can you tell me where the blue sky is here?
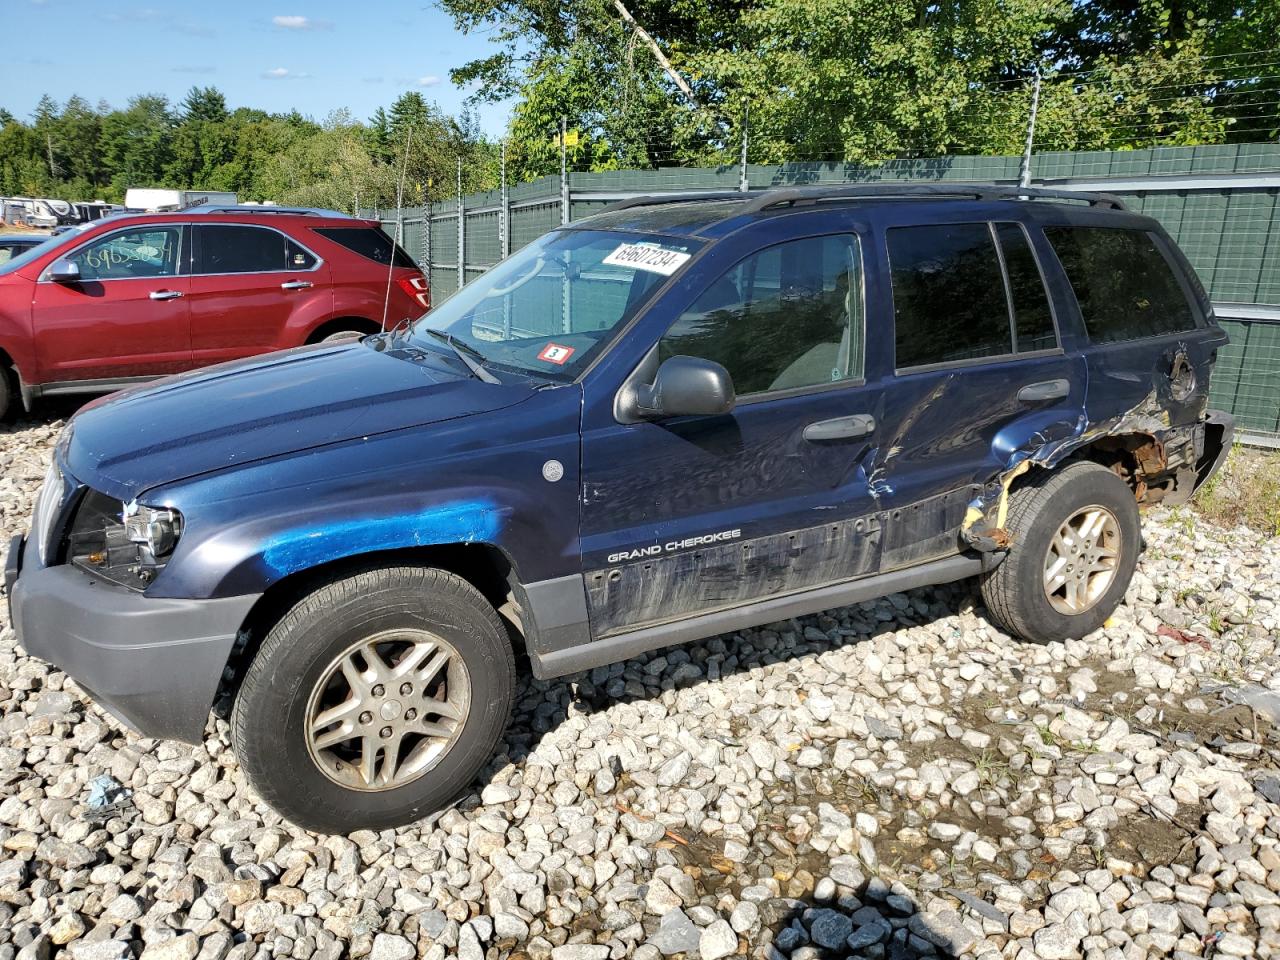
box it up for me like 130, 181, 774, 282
6, 0, 515, 134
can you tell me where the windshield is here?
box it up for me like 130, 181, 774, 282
0, 222, 95, 277
408, 228, 703, 380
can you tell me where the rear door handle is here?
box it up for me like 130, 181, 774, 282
1017, 379, 1070, 402
149, 290, 183, 301
803, 413, 876, 441
281, 280, 313, 290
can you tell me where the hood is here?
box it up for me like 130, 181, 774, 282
65, 340, 538, 501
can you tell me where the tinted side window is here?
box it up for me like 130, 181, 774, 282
889, 223, 1010, 369
314, 227, 417, 268
196, 225, 288, 274
286, 238, 317, 270
995, 223, 1057, 353
1044, 226, 1196, 343
659, 234, 864, 396
70, 226, 181, 280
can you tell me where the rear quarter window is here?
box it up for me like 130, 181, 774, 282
315, 227, 417, 269
1044, 226, 1197, 343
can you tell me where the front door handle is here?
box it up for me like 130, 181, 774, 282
804, 413, 876, 441
281, 280, 313, 290
149, 290, 183, 301
1017, 379, 1070, 402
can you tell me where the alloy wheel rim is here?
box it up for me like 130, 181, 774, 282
1042, 505, 1121, 616
304, 628, 471, 792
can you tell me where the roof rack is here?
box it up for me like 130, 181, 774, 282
602, 183, 1126, 215
739, 183, 1126, 212
602, 191, 757, 213
183, 204, 356, 218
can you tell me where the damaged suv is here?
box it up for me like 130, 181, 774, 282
6, 184, 1232, 831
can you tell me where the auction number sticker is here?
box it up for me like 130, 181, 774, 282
602, 242, 691, 276
537, 342, 576, 365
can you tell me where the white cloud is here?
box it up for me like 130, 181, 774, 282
272, 14, 330, 29
416, 75, 441, 87
263, 66, 310, 79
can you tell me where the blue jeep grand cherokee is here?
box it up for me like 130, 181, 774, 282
6, 184, 1233, 831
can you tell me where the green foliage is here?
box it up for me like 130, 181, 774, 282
0, 87, 495, 209
4, 0, 1277, 203
441, 0, 1280, 174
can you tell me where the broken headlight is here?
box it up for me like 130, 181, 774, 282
66, 490, 183, 588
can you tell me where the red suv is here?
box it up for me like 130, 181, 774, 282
0, 207, 429, 418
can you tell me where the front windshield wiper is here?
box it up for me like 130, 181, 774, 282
423, 328, 500, 384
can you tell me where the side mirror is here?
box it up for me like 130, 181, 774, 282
46, 259, 81, 283
632, 355, 736, 420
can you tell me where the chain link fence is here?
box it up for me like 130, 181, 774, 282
365, 141, 1280, 445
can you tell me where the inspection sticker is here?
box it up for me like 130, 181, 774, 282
537, 342, 576, 365
602, 242, 691, 276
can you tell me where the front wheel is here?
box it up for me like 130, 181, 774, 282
0, 366, 14, 422
980, 460, 1141, 644
231, 565, 515, 832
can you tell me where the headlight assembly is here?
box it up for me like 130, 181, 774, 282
67, 490, 183, 588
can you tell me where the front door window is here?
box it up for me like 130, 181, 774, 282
69, 227, 181, 280
659, 234, 864, 395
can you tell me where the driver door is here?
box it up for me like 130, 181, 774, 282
579, 229, 886, 638
31, 223, 191, 384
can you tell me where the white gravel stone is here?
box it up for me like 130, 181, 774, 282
0, 419, 1276, 960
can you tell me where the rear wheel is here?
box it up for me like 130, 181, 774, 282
231, 565, 515, 832
980, 461, 1141, 643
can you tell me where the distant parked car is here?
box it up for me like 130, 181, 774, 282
0, 207, 429, 418
0, 234, 48, 265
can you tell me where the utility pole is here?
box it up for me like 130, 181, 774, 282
500, 140, 511, 338
1019, 66, 1042, 189
456, 156, 464, 290
559, 117, 570, 227
500, 140, 510, 260
423, 180, 431, 280
739, 104, 750, 194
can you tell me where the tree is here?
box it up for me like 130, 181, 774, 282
181, 86, 229, 124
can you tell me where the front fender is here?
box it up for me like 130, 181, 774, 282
140, 389, 584, 600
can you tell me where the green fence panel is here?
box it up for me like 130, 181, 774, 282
511, 200, 562, 252
400, 143, 1277, 437
1210, 318, 1280, 436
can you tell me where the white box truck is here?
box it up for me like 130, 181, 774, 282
124, 189, 238, 212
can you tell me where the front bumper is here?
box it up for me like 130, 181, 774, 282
7, 534, 259, 743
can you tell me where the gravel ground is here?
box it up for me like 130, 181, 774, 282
1, 412, 1279, 960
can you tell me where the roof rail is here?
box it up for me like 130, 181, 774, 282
738, 183, 1126, 213
183, 204, 356, 218
602, 183, 1127, 216
602, 191, 753, 213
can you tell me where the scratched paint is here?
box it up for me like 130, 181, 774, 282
261, 499, 503, 576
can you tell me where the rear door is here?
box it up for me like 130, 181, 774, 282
1038, 222, 1226, 432
30, 222, 190, 383
867, 215, 1086, 564
188, 223, 329, 365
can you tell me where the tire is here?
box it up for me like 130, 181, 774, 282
0, 367, 14, 422
231, 565, 516, 832
980, 460, 1141, 644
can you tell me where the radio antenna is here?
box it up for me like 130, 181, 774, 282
381, 125, 414, 332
